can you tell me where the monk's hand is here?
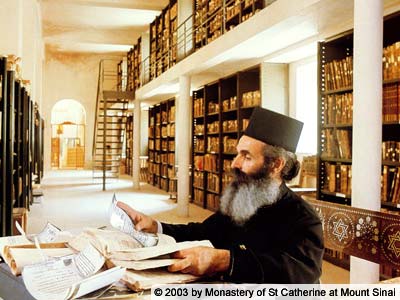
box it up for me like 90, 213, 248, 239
168, 246, 230, 276
116, 202, 158, 233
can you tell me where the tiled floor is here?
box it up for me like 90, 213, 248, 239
27, 170, 349, 283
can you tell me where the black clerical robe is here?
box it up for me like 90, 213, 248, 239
162, 184, 324, 284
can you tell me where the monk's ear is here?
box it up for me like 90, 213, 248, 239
272, 157, 285, 175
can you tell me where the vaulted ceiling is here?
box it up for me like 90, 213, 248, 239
40, 0, 168, 54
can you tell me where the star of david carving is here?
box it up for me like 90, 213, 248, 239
333, 218, 349, 242
387, 231, 400, 258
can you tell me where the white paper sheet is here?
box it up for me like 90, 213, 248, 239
109, 194, 158, 247
22, 244, 124, 300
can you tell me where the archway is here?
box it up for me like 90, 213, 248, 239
51, 99, 86, 169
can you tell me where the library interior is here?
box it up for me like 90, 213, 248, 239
1, 0, 400, 298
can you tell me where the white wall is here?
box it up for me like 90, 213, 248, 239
42, 51, 124, 171
289, 55, 318, 155
261, 62, 289, 114
0, 0, 43, 106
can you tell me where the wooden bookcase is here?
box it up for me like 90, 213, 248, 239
127, 37, 142, 92
0, 56, 40, 237
147, 98, 176, 195
317, 12, 400, 278
117, 60, 123, 91
193, 0, 264, 50
149, 0, 178, 81
192, 65, 261, 211
125, 115, 133, 175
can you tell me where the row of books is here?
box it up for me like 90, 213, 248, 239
382, 141, 400, 162
242, 90, 261, 107
169, 179, 177, 193
207, 173, 220, 193
223, 159, 233, 172
193, 171, 204, 188
222, 96, 238, 111
204, 154, 218, 172
383, 41, 400, 81
223, 136, 237, 153
207, 121, 220, 133
324, 56, 353, 91
382, 83, 400, 122
382, 166, 400, 203
222, 119, 238, 131
194, 124, 205, 135
193, 154, 219, 172
207, 193, 220, 211
324, 162, 352, 195
193, 188, 204, 206
193, 98, 205, 117
160, 178, 169, 191
194, 138, 205, 152
207, 137, 220, 152
324, 92, 353, 125
324, 41, 400, 92
160, 165, 175, 178
322, 129, 352, 159
208, 101, 220, 114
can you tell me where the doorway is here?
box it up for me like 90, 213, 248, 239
51, 99, 86, 169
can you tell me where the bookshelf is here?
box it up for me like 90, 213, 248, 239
192, 65, 261, 211
193, 0, 264, 50
0, 56, 40, 237
317, 12, 400, 278
149, 0, 178, 81
127, 37, 142, 92
147, 98, 176, 195
125, 115, 133, 175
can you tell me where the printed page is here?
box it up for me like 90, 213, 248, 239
109, 194, 158, 247
22, 244, 123, 300
33, 222, 62, 243
108, 240, 213, 261
74, 242, 106, 278
22, 254, 83, 300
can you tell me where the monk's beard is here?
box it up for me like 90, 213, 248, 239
219, 167, 281, 226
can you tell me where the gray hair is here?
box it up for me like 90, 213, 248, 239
262, 144, 300, 181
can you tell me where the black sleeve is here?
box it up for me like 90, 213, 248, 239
161, 213, 219, 242
224, 211, 324, 284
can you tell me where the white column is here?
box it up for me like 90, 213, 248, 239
132, 99, 141, 189
176, 75, 191, 216
350, 0, 383, 283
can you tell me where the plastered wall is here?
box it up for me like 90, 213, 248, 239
42, 49, 124, 171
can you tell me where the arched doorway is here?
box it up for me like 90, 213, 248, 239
51, 99, 86, 169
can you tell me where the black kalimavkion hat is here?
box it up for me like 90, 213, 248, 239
243, 107, 303, 153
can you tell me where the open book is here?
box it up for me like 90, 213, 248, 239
68, 227, 213, 291
22, 244, 125, 300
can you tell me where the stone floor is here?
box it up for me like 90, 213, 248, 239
27, 169, 349, 284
